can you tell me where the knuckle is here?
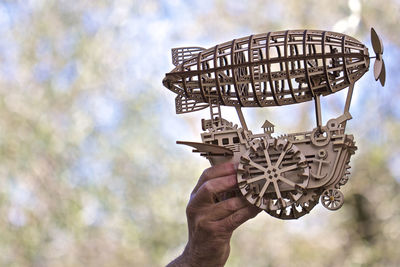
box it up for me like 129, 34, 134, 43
229, 174, 238, 185
225, 199, 239, 212
196, 217, 212, 232
197, 220, 207, 230
227, 213, 240, 230
201, 167, 212, 180
202, 181, 214, 194
223, 175, 237, 189
227, 197, 246, 211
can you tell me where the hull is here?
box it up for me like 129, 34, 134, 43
196, 114, 356, 219
164, 30, 370, 113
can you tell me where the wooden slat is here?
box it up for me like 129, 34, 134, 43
248, 34, 262, 107
322, 31, 334, 93
197, 51, 207, 102
303, 30, 314, 96
342, 35, 351, 84
231, 39, 244, 106
284, 30, 297, 102
266, 32, 280, 106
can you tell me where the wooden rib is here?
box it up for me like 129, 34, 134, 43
284, 30, 297, 102
303, 30, 314, 96
214, 44, 225, 105
293, 42, 303, 98
275, 42, 285, 98
311, 44, 318, 74
197, 51, 207, 102
342, 35, 351, 84
294, 43, 301, 69
231, 39, 244, 106
322, 31, 334, 93
266, 32, 280, 105
181, 75, 190, 98
248, 34, 262, 106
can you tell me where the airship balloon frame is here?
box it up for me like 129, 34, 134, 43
163, 28, 385, 220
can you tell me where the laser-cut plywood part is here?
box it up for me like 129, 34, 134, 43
163, 28, 386, 220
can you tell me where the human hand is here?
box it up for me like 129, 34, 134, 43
167, 162, 261, 267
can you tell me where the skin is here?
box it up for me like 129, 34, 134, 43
167, 162, 261, 267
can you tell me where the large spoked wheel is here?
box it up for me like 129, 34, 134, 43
237, 138, 310, 213
320, 188, 344, 210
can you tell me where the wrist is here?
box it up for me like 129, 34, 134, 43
181, 241, 230, 267
166, 248, 191, 267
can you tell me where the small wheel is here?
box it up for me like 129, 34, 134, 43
320, 188, 344, 210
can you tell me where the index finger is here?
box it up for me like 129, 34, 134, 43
192, 174, 237, 204
191, 162, 237, 195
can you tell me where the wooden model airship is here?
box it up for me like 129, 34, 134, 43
163, 28, 385, 220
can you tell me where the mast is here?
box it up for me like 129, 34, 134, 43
314, 94, 322, 132
234, 105, 249, 132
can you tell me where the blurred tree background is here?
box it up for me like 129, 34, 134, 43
0, 0, 399, 266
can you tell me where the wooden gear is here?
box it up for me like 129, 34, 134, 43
163, 28, 385, 220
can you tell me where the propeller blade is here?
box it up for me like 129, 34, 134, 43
371, 27, 383, 55
379, 59, 386, 87
374, 58, 383, 81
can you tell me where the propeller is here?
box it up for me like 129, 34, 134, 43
371, 27, 386, 86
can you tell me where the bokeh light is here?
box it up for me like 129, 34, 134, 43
0, 0, 399, 266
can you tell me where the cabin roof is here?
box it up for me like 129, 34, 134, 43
261, 120, 275, 128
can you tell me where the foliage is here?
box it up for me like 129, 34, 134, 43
0, 0, 399, 266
